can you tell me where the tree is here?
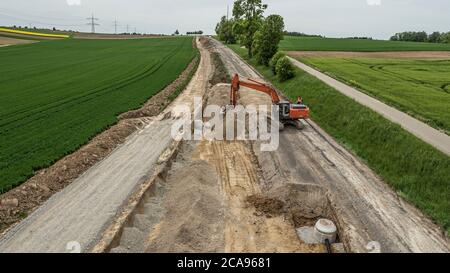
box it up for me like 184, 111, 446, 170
269, 52, 285, 74
174, 29, 180, 35
428, 31, 441, 43
232, 0, 267, 58
390, 31, 428, 42
440, 32, 450, 43
215, 16, 236, 44
276, 57, 295, 82
253, 14, 285, 65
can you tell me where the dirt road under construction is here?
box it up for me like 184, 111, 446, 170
0, 37, 448, 253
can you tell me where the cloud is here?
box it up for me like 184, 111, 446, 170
367, 0, 381, 6
66, 0, 81, 6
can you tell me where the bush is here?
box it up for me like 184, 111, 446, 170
269, 52, 285, 74
275, 57, 295, 81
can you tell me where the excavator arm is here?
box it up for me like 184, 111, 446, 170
230, 74, 280, 106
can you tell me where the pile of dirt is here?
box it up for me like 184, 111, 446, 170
0, 55, 201, 234
246, 195, 284, 217
210, 52, 230, 85
145, 156, 225, 253
246, 183, 335, 228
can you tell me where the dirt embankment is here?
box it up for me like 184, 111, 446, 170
287, 51, 450, 59
0, 50, 200, 235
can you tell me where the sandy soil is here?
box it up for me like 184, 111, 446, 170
287, 51, 450, 59
0, 40, 200, 242
0, 36, 34, 46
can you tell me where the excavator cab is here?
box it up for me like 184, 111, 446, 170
278, 101, 291, 119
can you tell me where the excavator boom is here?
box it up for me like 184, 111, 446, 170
230, 74, 280, 105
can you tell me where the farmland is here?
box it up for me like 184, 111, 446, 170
280, 36, 450, 52
0, 27, 70, 39
228, 43, 450, 234
0, 37, 196, 191
297, 57, 450, 133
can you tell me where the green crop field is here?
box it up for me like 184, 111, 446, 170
228, 44, 450, 234
0, 37, 196, 191
280, 36, 450, 52
297, 57, 450, 133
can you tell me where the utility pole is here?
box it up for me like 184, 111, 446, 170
134, 27, 137, 34
227, 5, 229, 20
113, 19, 119, 34
86, 13, 99, 33
126, 24, 129, 34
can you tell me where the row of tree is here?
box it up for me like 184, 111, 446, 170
186, 31, 204, 35
215, 0, 284, 64
215, 0, 295, 81
283, 31, 322, 38
390, 31, 450, 43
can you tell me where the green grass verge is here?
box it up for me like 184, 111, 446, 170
280, 36, 450, 52
298, 57, 450, 134
228, 44, 450, 234
0, 37, 196, 192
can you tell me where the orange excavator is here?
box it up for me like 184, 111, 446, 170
230, 74, 309, 130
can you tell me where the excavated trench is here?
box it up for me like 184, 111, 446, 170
104, 81, 346, 253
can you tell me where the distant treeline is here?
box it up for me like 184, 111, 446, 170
186, 31, 204, 35
284, 32, 373, 40
283, 31, 323, 38
345, 37, 373, 40
390, 31, 450, 43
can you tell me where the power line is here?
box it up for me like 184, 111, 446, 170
113, 19, 119, 34
86, 13, 99, 33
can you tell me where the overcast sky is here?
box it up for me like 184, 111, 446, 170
0, 0, 449, 39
